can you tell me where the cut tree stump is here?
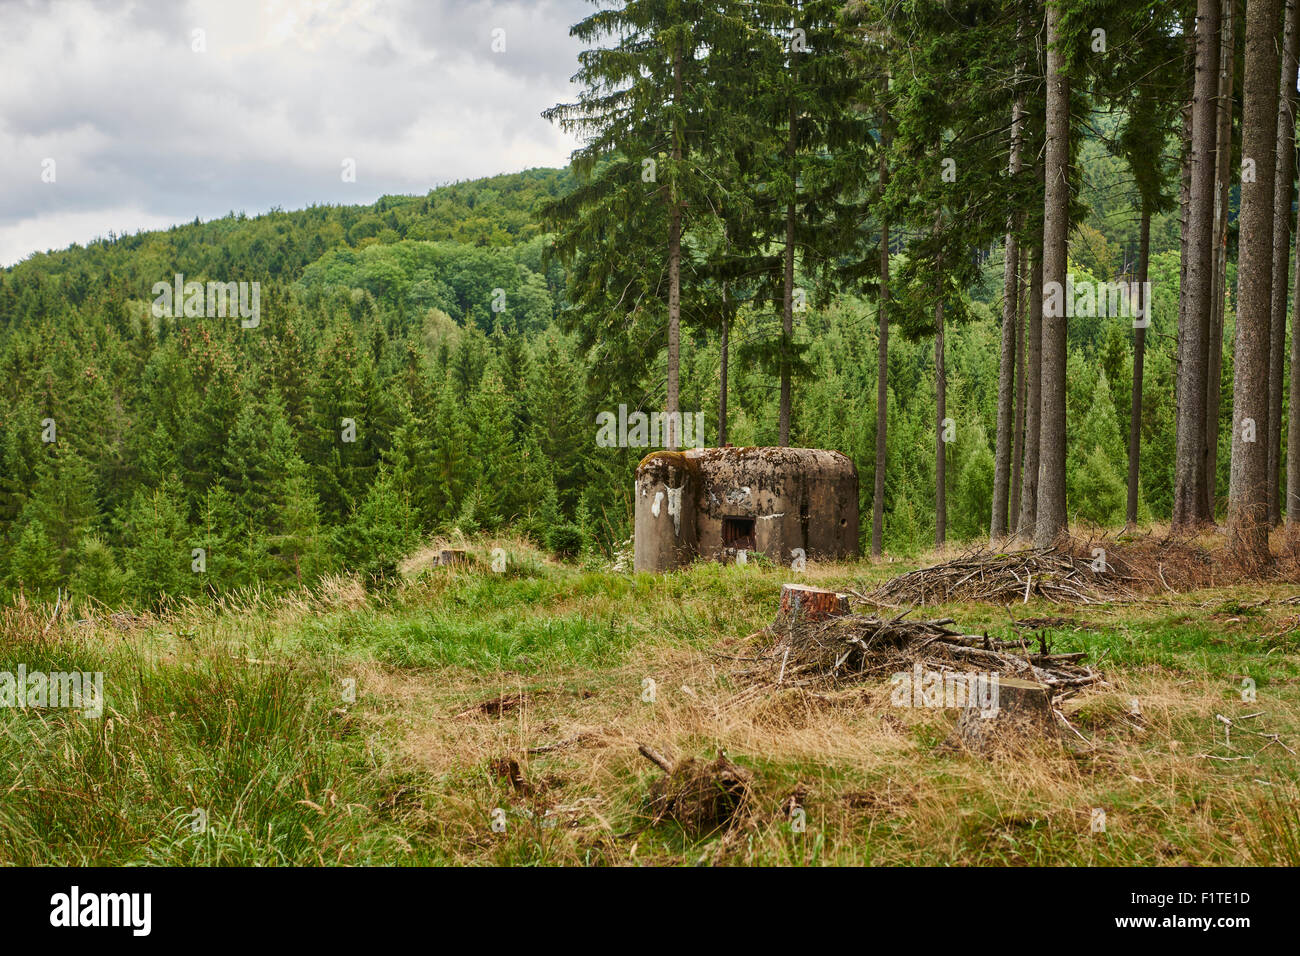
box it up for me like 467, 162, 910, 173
948, 676, 1059, 756
779, 584, 850, 623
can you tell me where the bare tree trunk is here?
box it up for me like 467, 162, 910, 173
1228, 0, 1283, 564
778, 74, 798, 447
1127, 209, 1152, 528
1178, 10, 1195, 427
1290, 56, 1300, 531
667, 46, 683, 450
872, 132, 891, 559
668, 221, 681, 449
1034, 0, 1070, 548
993, 232, 1019, 539
1017, 249, 1044, 538
718, 306, 729, 447
935, 298, 947, 548
1207, 0, 1236, 520
1268, 0, 1299, 524
1011, 244, 1028, 535
992, 59, 1026, 540
1290, 149, 1300, 530
1175, 0, 1221, 530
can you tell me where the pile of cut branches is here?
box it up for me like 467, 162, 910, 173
755, 611, 1103, 701
861, 547, 1137, 606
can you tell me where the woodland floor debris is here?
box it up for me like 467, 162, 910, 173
489, 756, 537, 797
636, 743, 754, 836
860, 534, 1300, 607
526, 731, 603, 755
860, 547, 1137, 606
728, 601, 1108, 756
1011, 616, 1097, 630
736, 606, 1104, 710
454, 690, 538, 719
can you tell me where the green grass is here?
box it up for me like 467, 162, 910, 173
0, 633, 384, 864
0, 545, 1296, 866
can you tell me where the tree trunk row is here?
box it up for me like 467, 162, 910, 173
1227, 0, 1283, 563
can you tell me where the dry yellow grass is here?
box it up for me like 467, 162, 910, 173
5, 535, 1296, 865
335, 560, 1299, 865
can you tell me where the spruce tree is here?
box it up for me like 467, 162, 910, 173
69, 535, 131, 608
542, 0, 735, 446
344, 468, 417, 584
5, 519, 61, 599
725, 0, 874, 445
119, 478, 192, 606
22, 447, 99, 574
274, 461, 329, 586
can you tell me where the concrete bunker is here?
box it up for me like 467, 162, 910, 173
633, 446, 859, 573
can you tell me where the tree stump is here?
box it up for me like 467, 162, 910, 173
949, 676, 1059, 756
779, 584, 850, 623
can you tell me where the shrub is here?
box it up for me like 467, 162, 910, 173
546, 522, 585, 559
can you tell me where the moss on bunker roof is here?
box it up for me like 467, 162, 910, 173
636, 446, 853, 477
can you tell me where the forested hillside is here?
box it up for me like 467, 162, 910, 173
0, 0, 1292, 611
0, 150, 1190, 611
0, 170, 602, 606
5, 0, 1300, 880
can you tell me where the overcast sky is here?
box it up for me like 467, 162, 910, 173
0, 0, 590, 266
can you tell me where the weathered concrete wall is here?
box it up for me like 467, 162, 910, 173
634, 447, 859, 572
633, 452, 699, 572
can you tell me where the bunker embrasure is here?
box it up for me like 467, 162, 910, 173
633, 446, 859, 572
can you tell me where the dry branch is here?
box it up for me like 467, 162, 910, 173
750, 609, 1104, 705
859, 546, 1138, 606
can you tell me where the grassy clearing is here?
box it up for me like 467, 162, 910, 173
0, 536, 1297, 866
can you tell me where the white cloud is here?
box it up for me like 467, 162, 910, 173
0, 206, 182, 267
0, 0, 588, 266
